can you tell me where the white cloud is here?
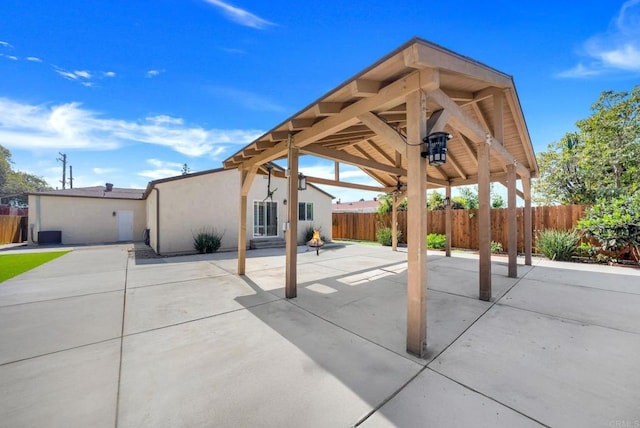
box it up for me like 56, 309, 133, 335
146, 158, 184, 169
209, 85, 286, 113
26, 56, 43, 63
0, 97, 263, 156
93, 167, 118, 174
104, 71, 116, 77
202, 0, 274, 29
137, 168, 182, 180
558, 0, 640, 77
4, 55, 18, 61
74, 70, 91, 79
146, 69, 164, 78
0, 41, 13, 48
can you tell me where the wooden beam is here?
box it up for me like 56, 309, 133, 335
315, 102, 343, 116
426, 109, 450, 134
392, 191, 398, 251
441, 88, 473, 102
471, 103, 491, 134
406, 89, 428, 358
505, 89, 537, 176
305, 176, 386, 192
426, 176, 450, 187
445, 185, 452, 257
458, 133, 478, 166
358, 111, 407, 153
478, 141, 491, 301
523, 176, 533, 266
367, 140, 396, 165
301, 144, 406, 176
334, 161, 339, 181
288, 118, 315, 130
498, 179, 524, 199
350, 79, 381, 97
352, 145, 397, 185
427, 88, 530, 178
285, 145, 299, 298
255, 140, 276, 150
507, 164, 517, 278
446, 151, 467, 180
269, 131, 290, 142
403, 42, 512, 87
239, 68, 439, 169
238, 166, 257, 275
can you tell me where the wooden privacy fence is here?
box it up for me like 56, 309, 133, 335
0, 215, 25, 244
332, 205, 589, 252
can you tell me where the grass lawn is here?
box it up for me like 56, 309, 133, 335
0, 251, 70, 283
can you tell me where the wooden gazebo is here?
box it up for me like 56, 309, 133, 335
223, 37, 538, 358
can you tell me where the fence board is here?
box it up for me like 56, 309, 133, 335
0, 215, 23, 244
332, 205, 590, 252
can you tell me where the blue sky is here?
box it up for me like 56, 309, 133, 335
1, 0, 639, 202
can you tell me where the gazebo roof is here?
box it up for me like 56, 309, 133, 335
223, 37, 537, 191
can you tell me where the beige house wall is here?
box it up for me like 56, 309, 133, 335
146, 190, 158, 252
151, 169, 333, 255
27, 194, 146, 245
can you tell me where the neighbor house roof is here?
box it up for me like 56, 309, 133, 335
31, 186, 145, 200
142, 164, 334, 199
222, 37, 537, 192
333, 200, 380, 213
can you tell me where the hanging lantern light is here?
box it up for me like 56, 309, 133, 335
297, 173, 307, 190
421, 132, 452, 166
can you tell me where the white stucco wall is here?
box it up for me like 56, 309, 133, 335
27, 194, 146, 245
151, 169, 333, 255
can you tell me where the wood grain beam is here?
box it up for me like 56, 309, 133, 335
238, 68, 439, 169
304, 176, 386, 192
315, 102, 343, 116
288, 118, 316, 130
427, 88, 530, 178
350, 79, 381, 97
446, 151, 467, 179
358, 111, 407, 153
300, 144, 406, 176
367, 140, 396, 165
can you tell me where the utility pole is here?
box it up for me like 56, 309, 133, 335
69, 165, 74, 189
57, 152, 67, 190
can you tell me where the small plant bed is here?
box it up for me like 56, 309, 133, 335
0, 251, 70, 282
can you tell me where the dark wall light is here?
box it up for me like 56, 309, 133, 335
297, 173, 307, 191
421, 132, 452, 166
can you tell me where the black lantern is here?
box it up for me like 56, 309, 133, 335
421, 132, 451, 165
297, 173, 307, 191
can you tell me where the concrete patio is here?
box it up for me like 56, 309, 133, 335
1, 242, 639, 427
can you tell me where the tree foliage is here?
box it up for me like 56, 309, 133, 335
0, 144, 51, 205
577, 193, 640, 261
376, 193, 407, 215
535, 86, 640, 205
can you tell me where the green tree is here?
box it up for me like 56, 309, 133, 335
534, 86, 640, 205
376, 193, 407, 215
492, 193, 505, 208
427, 190, 445, 210
0, 144, 51, 205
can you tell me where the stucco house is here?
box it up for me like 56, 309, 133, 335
28, 167, 333, 254
27, 184, 146, 245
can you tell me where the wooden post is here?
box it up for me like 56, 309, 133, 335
523, 175, 533, 266
238, 167, 257, 275
285, 142, 299, 298
445, 185, 452, 257
478, 140, 491, 301
507, 164, 517, 277
406, 90, 428, 357
392, 191, 398, 251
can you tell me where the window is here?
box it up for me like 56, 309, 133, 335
298, 202, 314, 221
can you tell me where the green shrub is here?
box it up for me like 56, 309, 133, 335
490, 241, 503, 253
577, 193, 640, 261
377, 227, 402, 246
575, 242, 598, 259
193, 228, 224, 254
536, 229, 579, 261
426, 233, 446, 249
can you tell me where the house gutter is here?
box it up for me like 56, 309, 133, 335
154, 188, 160, 255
